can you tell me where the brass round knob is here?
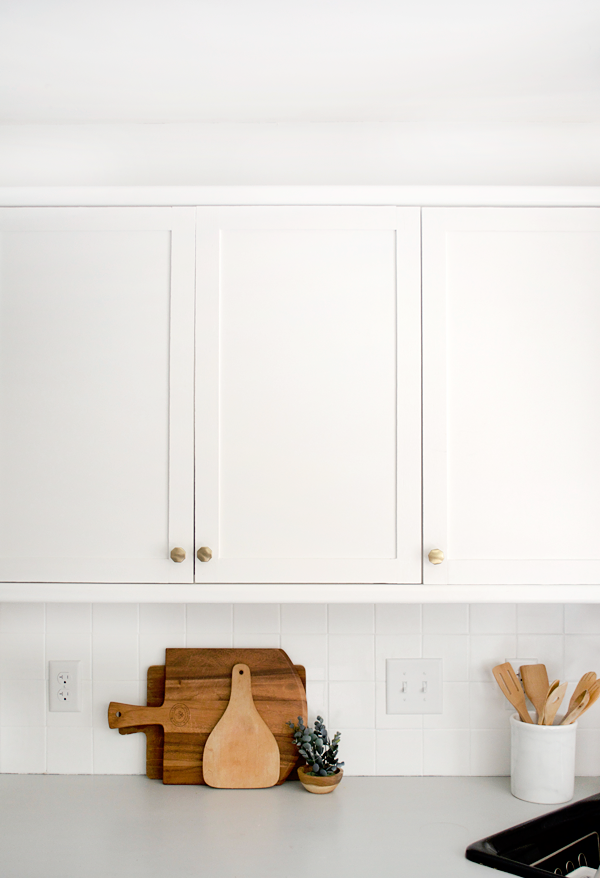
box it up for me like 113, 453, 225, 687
170, 547, 186, 563
428, 548, 444, 565
197, 547, 213, 563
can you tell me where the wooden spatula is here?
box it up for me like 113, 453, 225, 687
202, 663, 281, 789
492, 663, 533, 723
520, 664, 549, 721
567, 672, 597, 715
560, 689, 590, 725
541, 681, 568, 726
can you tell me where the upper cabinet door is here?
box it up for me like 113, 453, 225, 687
0, 208, 195, 583
195, 207, 421, 583
423, 208, 600, 585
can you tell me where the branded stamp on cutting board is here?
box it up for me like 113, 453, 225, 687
108, 648, 307, 785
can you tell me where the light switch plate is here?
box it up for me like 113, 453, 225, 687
386, 658, 443, 714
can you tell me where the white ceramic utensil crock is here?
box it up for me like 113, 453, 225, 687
510, 712, 577, 804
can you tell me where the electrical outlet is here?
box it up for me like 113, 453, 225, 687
386, 659, 443, 714
48, 661, 81, 712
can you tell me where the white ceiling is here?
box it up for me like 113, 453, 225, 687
1, 0, 599, 124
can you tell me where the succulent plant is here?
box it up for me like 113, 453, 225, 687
287, 715, 344, 777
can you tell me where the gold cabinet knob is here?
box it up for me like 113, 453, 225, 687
197, 547, 213, 563
170, 547, 186, 563
428, 548, 444, 565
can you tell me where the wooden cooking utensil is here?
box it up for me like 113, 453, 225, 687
119, 662, 307, 781
203, 663, 281, 789
541, 681, 568, 726
574, 679, 600, 721
520, 664, 549, 720
109, 648, 307, 784
560, 689, 590, 725
492, 663, 533, 723
567, 672, 597, 715
538, 679, 559, 725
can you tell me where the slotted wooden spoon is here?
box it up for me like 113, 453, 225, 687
567, 672, 597, 715
560, 689, 590, 725
541, 681, 568, 726
492, 663, 533, 723
538, 679, 559, 725
520, 664, 549, 721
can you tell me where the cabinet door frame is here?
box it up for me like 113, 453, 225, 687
0, 207, 196, 583
195, 206, 422, 584
423, 206, 600, 585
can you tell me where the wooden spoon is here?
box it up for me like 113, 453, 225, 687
541, 681, 568, 726
574, 679, 600, 720
492, 662, 533, 723
560, 689, 590, 725
520, 664, 549, 721
567, 672, 597, 715
538, 679, 559, 725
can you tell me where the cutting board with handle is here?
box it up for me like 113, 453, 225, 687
203, 663, 281, 788
109, 648, 307, 784
119, 661, 307, 781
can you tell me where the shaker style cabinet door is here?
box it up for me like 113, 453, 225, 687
0, 208, 195, 583
423, 208, 600, 585
195, 207, 422, 583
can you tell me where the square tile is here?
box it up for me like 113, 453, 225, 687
469, 682, 515, 730
565, 604, 600, 634
281, 635, 327, 681
305, 681, 327, 726
233, 604, 279, 634
376, 729, 423, 775
469, 635, 517, 682
375, 634, 420, 681
139, 604, 185, 636
92, 681, 145, 774
0, 726, 45, 773
334, 728, 376, 775
329, 604, 374, 634
423, 635, 469, 682
423, 729, 470, 775
186, 604, 232, 641
470, 604, 516, 634
0, 629, 45, 680
0, 603, 44, 633
470, 729, 510, 776
46, 604, 92, 634
0, 679, 45, 726
281, 604, 327, 634
517, 604, 564, 634
92, 631, 138, 681
575, 730, 600, 776
188, 630, 233, 648
565, 636, 600, 681
423, 683, 469, 729
232, 633, 280, 648
139, 632, 185, 674
516, 635, 564, 683
47, 727, 93, 774
422, 605, 468, 634
328, 635, 374, 681
329, 682, 375, 728
375, 604, 421, 635
375, 682, 423, 730
93, 604, 138, 637
45, 629, 92, 680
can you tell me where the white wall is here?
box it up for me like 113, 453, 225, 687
2, 601, 600, 777
2, 122, 600, 186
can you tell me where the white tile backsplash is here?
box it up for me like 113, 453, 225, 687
0, 601, 597, 777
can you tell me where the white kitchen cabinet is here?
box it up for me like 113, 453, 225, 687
423, 207, 600, 586
0, 208, 195, 583
195, 207, 422, 583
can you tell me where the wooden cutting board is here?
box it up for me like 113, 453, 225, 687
109, 648, 307, 784
119, 661, 306, 781
203, 663, 281, 789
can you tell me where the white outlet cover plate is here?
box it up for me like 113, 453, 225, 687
386, 658, 443, 714
48, 660, 81, 712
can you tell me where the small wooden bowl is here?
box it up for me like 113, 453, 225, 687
297, 765, 343, 794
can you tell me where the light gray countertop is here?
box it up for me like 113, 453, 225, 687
2, 775, 600, 878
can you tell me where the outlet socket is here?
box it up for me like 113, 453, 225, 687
48, 660, 81, 712
386, 659, 443, 714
